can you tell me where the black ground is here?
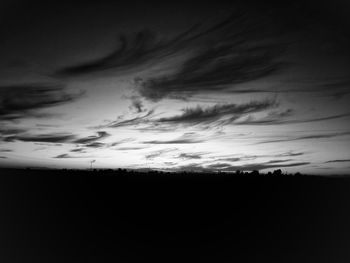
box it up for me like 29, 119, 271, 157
1, 168, 350, 262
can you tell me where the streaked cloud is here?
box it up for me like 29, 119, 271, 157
157, 100, 277, 125
73, 131, 110, 144
4, 133, 75, 143
325, 159, 350, 163
0, 83, 84, 121
255, 131, 350, 145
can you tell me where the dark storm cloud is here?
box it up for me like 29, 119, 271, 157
256, 131, 350, 145
73, 131, 110, 144
0, 156, 7, 159
0, 83, 84, 121
4, 133, 75, 143
325, 159, 350, 163
158, 100, 277, 125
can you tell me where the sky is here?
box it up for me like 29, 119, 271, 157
0, 0, 350, 174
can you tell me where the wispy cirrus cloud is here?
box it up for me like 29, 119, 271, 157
93, 99, 277, 131
236, 111, 350, 125
0, 149, 12, 153
54, 26, 199, 77
206, 161, 310, 171
145, 148, 177, 160
54, 154, 94, 159
73, 131, 110, 144
255, 131, 350, 145
70, 148, 87, 153
2, 131, 111, 149
4, 133, 75, 143
143, 132, 204, 144
103, 110, 154, 128
143, 138, 203, 144
54, 9, 287, 102
0, 83, 84, 121
325, 159, 350, 163
177, 152, 206, 160
216, 151, 305, 163
114, 146, 147, 151
138, 41, 286, 101
157, 99, 277, 126
134, 10, 288, 101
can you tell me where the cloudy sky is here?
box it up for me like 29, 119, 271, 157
0, 0, 349, 174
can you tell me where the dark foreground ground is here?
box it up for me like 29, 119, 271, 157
1, 169, 350, 263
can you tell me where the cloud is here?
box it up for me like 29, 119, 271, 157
157, 100, 277, 125
177, 153, 205, 160
4, 133, 75, 143
143, 133, 204, 144
54, 9, 287, 102
54, 154, 93, 159
0, 149, 12, 152
70, 148, 86, 153
115, 146, 147, 151
138, 42, 286, 101
143, 138, 203, 144
255, 131, 350, 145
128, 96, 145, 113
237, 111, 350, 125
2, 131, 110, 148
54, 26, 200, 77
104, 110, 154, 128
325, 159, 350, 163
206, 161, 310, 172
217, 152, 305, 163
275, 151, 304, 157
135, 11, 287, 101
85, 142, 106, 148
145, 148, 177, 160
73, 131, 110, 144
0, 83, 84, 121
218, 157, 244, 162
0, 128, 26, 136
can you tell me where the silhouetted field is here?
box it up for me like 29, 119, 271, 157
1, 168, 350, 263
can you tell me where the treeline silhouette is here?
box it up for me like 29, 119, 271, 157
2, 167, 307, 178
